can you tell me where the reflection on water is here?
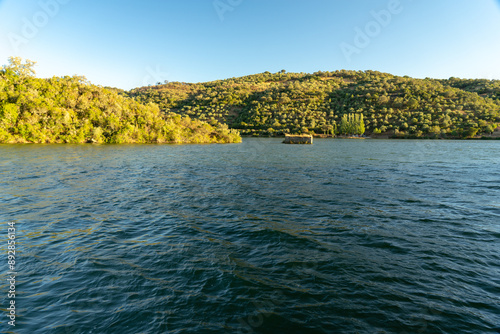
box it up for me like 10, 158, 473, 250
0, 139, 499, 333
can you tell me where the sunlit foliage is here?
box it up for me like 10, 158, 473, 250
0, 57, 241, 144
130, 70, 500, 138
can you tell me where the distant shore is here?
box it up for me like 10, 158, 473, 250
241, 132, 500, 140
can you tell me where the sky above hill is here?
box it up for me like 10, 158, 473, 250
1, 0, 500, 89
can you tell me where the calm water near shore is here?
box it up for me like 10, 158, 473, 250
0, 138, 499, 333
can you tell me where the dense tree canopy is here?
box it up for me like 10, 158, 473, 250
0, 57, 241, 144
3, 57, 497, 142
129, 70, 500, 139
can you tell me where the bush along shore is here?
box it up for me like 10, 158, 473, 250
0, 57, 241, 144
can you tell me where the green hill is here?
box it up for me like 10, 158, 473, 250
129, 70, 500, 139
0, 57, 241, 144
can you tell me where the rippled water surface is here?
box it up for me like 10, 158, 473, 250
1, 139, 499, 333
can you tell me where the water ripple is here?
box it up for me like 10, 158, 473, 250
0, 140, 499, 333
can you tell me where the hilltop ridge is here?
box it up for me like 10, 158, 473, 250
128, 70, 500, 138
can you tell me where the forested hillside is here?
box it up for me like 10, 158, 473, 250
129, 70, 500, 138
0, 57, 240, 144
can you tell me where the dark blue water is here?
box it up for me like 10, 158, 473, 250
1, 139, 499, 334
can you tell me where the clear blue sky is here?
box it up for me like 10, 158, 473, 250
1, 0, 500, 89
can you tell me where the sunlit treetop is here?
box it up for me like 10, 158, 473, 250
1, 56, 37, 78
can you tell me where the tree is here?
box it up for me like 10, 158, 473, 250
378, 95, 390, 105
339, 114, 349, 134
338, 113, 365, 135
466, 127, 479, 138
356, 113, 365, 135
2, 56, 36, 77
485, 124, 495, 134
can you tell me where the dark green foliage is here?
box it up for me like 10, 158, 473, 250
129, 70, 500, 138
442, 77, 500, 101
0, 58, 241, 144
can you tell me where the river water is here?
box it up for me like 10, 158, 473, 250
0, 139, 499, 333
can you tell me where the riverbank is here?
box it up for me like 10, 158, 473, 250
242, 133, 500, 140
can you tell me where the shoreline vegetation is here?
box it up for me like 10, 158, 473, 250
2, 57, 499, 144
0, 58, 240, 144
